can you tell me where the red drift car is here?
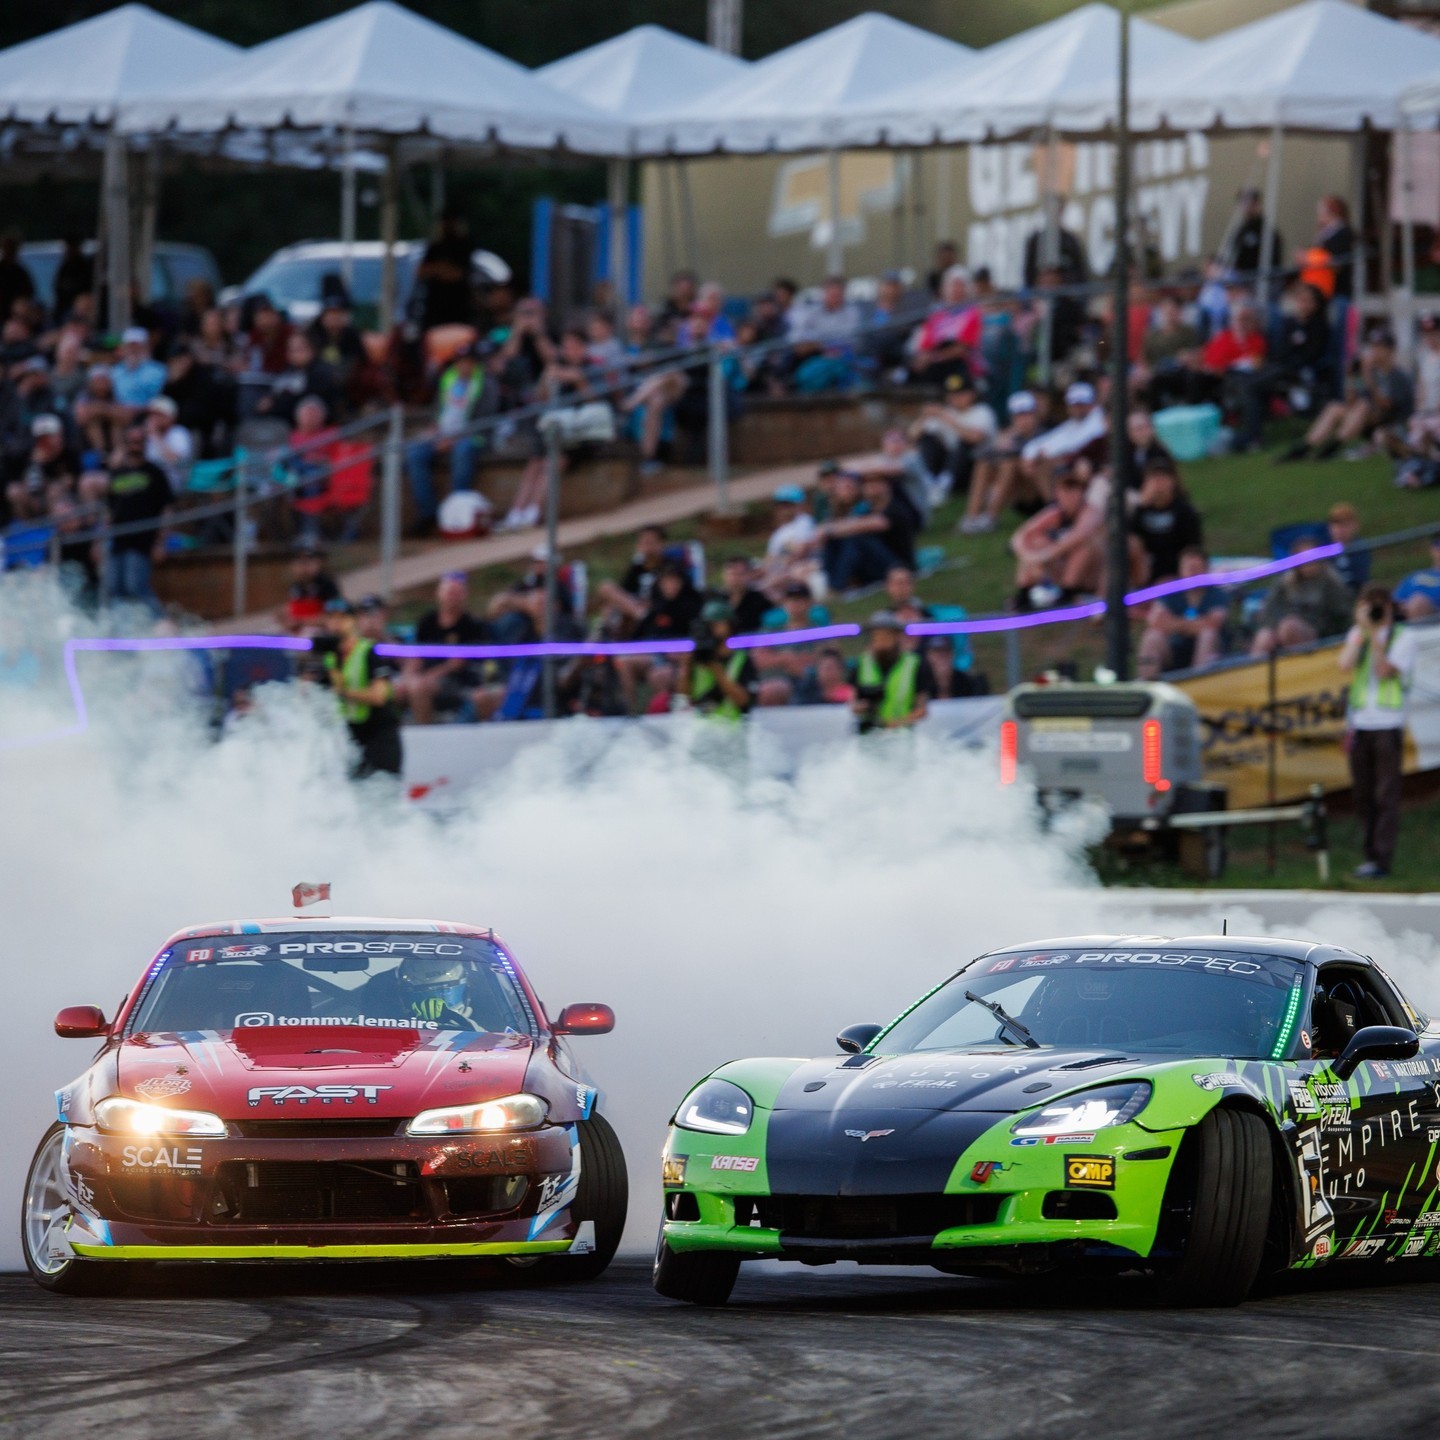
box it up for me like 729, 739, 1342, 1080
23, 917, 625, 1293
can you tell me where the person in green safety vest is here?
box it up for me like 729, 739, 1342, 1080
680, 600, 756, 721
1338, 585, 1418, 880
849, 611, 934, 733
322, 597, 403, 778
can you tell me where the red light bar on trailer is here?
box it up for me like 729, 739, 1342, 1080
999, 721, 1018, 786
1141, 719, 1169, 792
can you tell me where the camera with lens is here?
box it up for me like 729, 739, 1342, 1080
310, 632, 341, 659
689, 617, 720, 665
854, 682, 887, 733
1367, 599, 1390, 624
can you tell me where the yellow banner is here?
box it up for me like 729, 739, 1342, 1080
1176, 643, 1418, 809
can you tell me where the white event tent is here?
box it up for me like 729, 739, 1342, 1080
630, 12, 974, 270
118, 1, 631, 326
854, 3, 1195, 148
0, 4, 243, 331
538, 25, 749, 306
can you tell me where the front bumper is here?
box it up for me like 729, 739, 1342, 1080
660, 1119, 1184, 1267
60, 1121, 587, 1262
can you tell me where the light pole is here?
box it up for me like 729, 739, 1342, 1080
1105, 2, 1133, 680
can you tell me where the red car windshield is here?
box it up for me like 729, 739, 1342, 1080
127, 933, 537, 1038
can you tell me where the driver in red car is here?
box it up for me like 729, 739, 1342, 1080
367, 953, 483, 1030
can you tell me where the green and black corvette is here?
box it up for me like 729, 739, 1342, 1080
654, 934, 1438, 1307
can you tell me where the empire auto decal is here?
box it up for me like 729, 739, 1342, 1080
247, 1084, 392, 1106
1325, 1096, 1427, 1197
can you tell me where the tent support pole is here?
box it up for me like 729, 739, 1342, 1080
135, 145, 159, 305
826, 149, 843, 274
1043, 126, 1060, 268
608, 157, 629, 313
102, 131, 131, 335
678, 160, 701, 276
1258, 123, 1283, 309
1105, 0, 1132, 683
379, 145, 398, 334
659, 161, 678, 284
341, 125, 356, 290
934, 147, 950, 250
1397, 122, 1418, 366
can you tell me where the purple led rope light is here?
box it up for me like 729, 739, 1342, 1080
0, 543, 1355, 753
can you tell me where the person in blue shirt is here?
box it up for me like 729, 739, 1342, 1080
109, 327, 167, 418
1394, 534, 1440, 620
1137, 545, 1229, 678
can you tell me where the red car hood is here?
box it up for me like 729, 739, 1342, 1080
118, 1026, 535, 1121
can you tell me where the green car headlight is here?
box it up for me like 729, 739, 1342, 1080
1011, 1082, 1151, 1138
674, 1078, 754, 1136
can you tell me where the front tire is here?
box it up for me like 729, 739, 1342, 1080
22, 1124, 126, 1296
1158, 1107, 1273, 1307
523, 1114, 628, 1284
652, 1234, 740, 1306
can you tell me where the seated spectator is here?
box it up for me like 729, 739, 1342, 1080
257, 331, 340, 427
863, 270, 926, 381
1393, 534, 1440, 620
634, 560, 703, 644
501, 327, 610, 532
812, 646, 855, 706
908, 265, 981, 387
595, 523, 673, 630
655, 269, 699, 342
72, 364, 122, 460
4, 414, 78, 523
716, 554, 770, 634
1327, 501, 1369, 592
1268, 281, 1330, 414
1135, 293, 1203, 410
404, 572, 488, 724
405, 341, 494, 534
1122, 409, 1174, 495
961, 389, 1046, 534
0, 356, 58, 466
585, 311, 626, 388
1250, 543, 1354, 656
787, 275, 861, 392
755, 580, 825, 699
921, 634, 986, 699
1009, 468, 1104, 609
758, 485, 818, 594
1034, 262, 1087, 370
280, 542, 339, 632
910, 370, 997, 506
143, 396, 192, 493
49, 330, 89, 413
1280, 331, 1413, 462
1392, 314, 1440, 485
240, 296, 292, 378
191, 306, 237, 370
818, 471, 915, 593
283, 396, 342, 537
849, 612, 931, 731
1018, 380, 1108, 505
884, 564, 932, 620
308, 297, 366, 405
109, 327, 167, 420
1201, 302, 1267, 450
163, 342, 229, 457
1137, 545, 1228, 678
642, 658, 679, 715
1128, 460, 1203, 584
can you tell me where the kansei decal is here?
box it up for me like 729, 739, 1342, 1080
710, 1155, 760, 1172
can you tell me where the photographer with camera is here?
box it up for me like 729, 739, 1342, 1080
1338, 584, 1418, 880
851, 612, 933, 733
315, 598, 403, 779
680, 600, 756, 722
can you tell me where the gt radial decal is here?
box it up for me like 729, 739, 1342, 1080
528, 1124, 581, 1239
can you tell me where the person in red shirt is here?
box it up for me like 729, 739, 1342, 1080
1202, 303, 1269, 451
909, 266, 983, 386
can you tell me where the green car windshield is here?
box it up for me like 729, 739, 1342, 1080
878, 948, 1305, 1059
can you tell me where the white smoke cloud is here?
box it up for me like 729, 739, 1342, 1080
4, 578, 1438, 1272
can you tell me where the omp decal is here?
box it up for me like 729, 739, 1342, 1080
1064, 1155, 1116, 1190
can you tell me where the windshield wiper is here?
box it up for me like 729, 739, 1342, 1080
965, 990, 1040, 1049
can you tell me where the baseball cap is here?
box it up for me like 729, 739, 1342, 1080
700, 599, 732, 625
783, 580, 812, 599
1065, 381, 1097, 406
31, 414, 62, 437
944, 371, 977, 394
773, 484, 805, 505
120, 326, 149, 346
323, 597, 354, 615
18, 355, 49, 375
356, 593, 387, 613
1008, 391, 1037, 416
148, 395, 178, 418
294, 539, 325, 558
440, 569, 468, 584
867, 610, 905, 633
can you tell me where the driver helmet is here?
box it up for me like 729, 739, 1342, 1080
397, 954, 469, 1022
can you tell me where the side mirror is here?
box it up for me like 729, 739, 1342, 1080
554, 1003, 615, 1036
837, 1022, 883, 1055
1333, 1024, 1418, 1081
55, 1005, 108, 1039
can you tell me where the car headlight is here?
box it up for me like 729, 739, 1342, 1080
1011, 1082, 1151, 1138
674, 1078, 753, 1136
406, 1093, 548, 1136
96, 1095, 228, 1138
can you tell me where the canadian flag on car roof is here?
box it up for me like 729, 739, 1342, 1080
292, 882, 332, 909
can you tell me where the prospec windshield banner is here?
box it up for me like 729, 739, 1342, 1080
976, 950, 1298, 981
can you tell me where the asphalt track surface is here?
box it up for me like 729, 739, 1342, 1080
7, 891, 1440, 1440
4, 1257, 1440, 1440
